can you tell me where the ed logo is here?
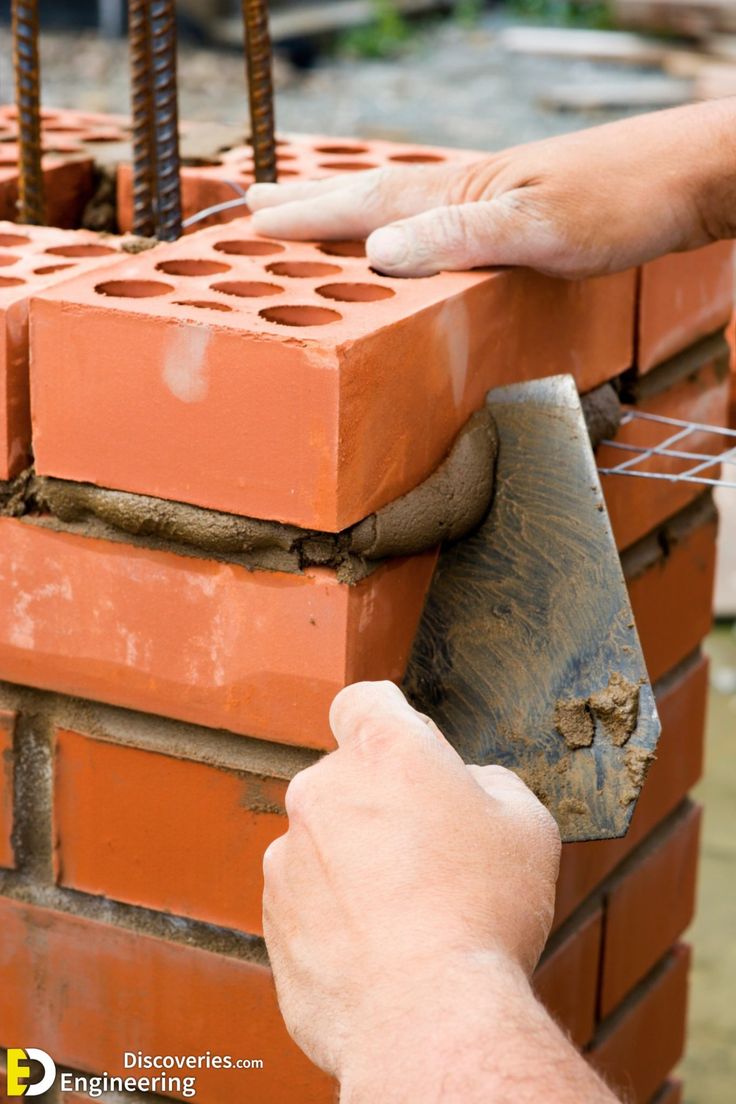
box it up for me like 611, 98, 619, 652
5, 1048, 56, 1096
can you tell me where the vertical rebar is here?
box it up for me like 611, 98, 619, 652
128, 0, 156, 237
242, 0, 277, 183
11, 0, 45, 225
150, 0, 182, 241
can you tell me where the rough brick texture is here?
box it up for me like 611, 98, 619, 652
638, 242, 734, 371
53, 727, 286, 935
0, 518, 435, 747
0, 897, 335, 1104
29, 217, 636, 530
0, 223, 126, 478
589, 945, 690, 1104
600, 801, 701, 1016
533, 907, 603, 1048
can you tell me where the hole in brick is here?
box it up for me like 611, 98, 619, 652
259, 305, 341, 327
175, 299, 233, 312
315, 144, 370, 155
81, 130, 126, 143
214, 239, 285, 256
46, 243, 117, 258
212, 280, 284, 298
34, 263, 75, 275
266, 260, 342, 278
319, 161, 377, 172
0, 156, 18, 167
0, 254, 19, 267
316, 282, 395, 302
317, 240, 367, 258
0, 276, 25, 288
156, 259, 231, 276
95, 279, 173, 298
42, 123, 83, 133
277, 152, 297, 161
276, 169, 298, 176
0, 233, 29, 247
389, 153, 446, 163
182, 156, 222, 167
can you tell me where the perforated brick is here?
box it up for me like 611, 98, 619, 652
0, 222, 127, 478
31, 215, 636, 530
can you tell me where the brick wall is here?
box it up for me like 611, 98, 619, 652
0, 122, 730, 1102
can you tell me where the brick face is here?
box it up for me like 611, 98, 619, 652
0, 518, 436, 748
0, 897, 334, 1104
638, 242, 735, 371
626, 502, 717, 684
53, 729, 286, 935
600, 802, 702, 1016
30, 216, 636, 531
533, 907, 603, 1048
589, 945, 691, 1104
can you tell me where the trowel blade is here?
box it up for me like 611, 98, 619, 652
403, 375, 660, 843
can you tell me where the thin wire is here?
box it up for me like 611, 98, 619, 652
180, 180, 249, 229
598, 409, 736, 489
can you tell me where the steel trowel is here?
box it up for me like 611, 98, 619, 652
403, 375, 660, 843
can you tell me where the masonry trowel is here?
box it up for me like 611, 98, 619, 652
403, 375, 660, 844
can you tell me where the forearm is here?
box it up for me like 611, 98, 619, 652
339, 952, 619, 1104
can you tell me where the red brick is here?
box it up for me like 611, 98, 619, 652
589, 945, 690, 1104
650, 1080, 683, 1104
638, 242, 735, 371
0, 711, 14, 869
30, 215, 636, 531
0, 148, 95, 230
0, 223, 126, 479
600, 802, 701, 1016
0, 517, 436, 748
54, 729, 287, 935
554, 651, 707, 928
627, 503, 717, 683
0, 897, 334, 1104
534, 907, 603, 1048
116, 133, 485, 233
601, 341, 730, 550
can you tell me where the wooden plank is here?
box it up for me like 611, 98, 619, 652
499, 26, 671, 66
539, 77, 692, 111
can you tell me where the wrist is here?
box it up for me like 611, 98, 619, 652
338, 949, 532, 1103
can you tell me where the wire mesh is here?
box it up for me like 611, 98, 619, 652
598, 410, 736, 489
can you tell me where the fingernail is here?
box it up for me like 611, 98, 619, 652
368, 226, 410, 270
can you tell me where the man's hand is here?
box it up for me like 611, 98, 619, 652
247, 99, 736, 278
263, 681, 619, 1102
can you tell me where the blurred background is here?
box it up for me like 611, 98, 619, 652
0, 1, 734, 1101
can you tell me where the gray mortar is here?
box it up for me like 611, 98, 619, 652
8, 406, 498, 582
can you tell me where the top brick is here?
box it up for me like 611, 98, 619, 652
30, 212, 636, 531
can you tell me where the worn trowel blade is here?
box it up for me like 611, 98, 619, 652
403, 375, 660, 843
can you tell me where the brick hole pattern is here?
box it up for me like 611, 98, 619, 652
86, 228, 408, 330
0, 104, 130, 155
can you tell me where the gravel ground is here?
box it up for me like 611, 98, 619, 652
0, 12, 647, 150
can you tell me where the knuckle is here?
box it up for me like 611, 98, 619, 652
284, 766, 320, 821
262, 834, 287, 878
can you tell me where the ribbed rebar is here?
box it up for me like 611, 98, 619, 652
128, 0, 156, 237
11, 0, 45, 224
242, 0, 277, 183
150, 0, 182, 241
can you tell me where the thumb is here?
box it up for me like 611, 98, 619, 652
366, 195, 544, 277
